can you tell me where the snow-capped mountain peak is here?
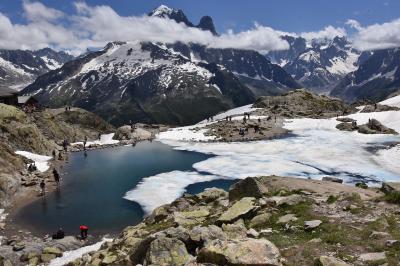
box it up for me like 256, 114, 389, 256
149, 5, 174, 18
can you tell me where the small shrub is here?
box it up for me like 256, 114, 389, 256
383, 191, 400, 204
326, 195, 338, 204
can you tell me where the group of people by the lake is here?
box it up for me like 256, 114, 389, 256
52, 225, 89, 240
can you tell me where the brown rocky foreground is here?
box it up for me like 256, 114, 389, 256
64, 176, 400, 266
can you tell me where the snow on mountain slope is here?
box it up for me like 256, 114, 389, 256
268, 36, 366, 93
331, 48, 400, 102
22, 41, 255, 126
380, 95, 400, 108
0, 48, 73, 92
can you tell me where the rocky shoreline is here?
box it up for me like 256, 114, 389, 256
67, 176, 400, 266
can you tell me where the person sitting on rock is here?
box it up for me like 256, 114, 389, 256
79, 225, 89, 239
52, 228, 65, 239
58, 152, 63, 161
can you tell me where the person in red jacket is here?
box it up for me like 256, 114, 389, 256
80, 225, 89, 239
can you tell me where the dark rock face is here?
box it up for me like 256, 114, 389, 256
358, 119, 398, 135
331, 48, 400, 102
197, 16, 218, 35
22, 42, 255, 126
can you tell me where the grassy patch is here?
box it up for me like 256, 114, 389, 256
326, 195, 339, 204
383, 191, 400, 204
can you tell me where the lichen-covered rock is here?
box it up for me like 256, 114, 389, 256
189, 225, 227, 245
318, 255, 349, 266
197, 238, 281, 266
42, 246, 62, 257
335, 122, 358, 131
196, 188, 228, 203
173, 207, 210, 226
249, 212, 271, 228
229, 177, 268, 201
217, 197, 257, 224
358, 252, 387, 263
40, 253, 56, 263
144, 237, 191, 266
269, 194, 305, 206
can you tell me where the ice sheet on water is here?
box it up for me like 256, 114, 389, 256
126, 108, 400, 213
124, 171, 224, 213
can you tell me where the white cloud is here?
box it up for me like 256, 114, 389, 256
0, 2, 288, 54
23, 0, 64, 22
349, 19, 400, 51
1, 2, 399, 54
300, 25, 347, 41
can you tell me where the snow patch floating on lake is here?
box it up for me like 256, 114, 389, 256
15, 151, 52, 172
124, 171, 223, 213
71, 133, 119, 147
48, 238, 112, 266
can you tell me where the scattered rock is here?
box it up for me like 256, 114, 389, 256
386, 239, 399, 247
222, 222, 247, 239
357, 119, 398, 135
278, 214, 297, 224
381, 182, 400, 194
42, 246, 62, 257
322, 177, 343, 184
318, 255, 350, 266
173, 207, 210, 226
145, 237, 191, 266
196, 188, 228, 203
336, 122, 358, 131
247, 228, 259, 238
228, 177, 268, 201
358, 252, 387, 263
370, 231, 391, 239
269, 194, 305, 206
40, 253, 57, 263
249, 212, 271, 228
197, 238, 281, 266
304, 220, 322, 230
336, 117, 355, 123
217, 197, 257, 224
189, 225, 227, 246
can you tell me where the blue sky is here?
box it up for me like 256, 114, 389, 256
0, 0, 399, 53
1, 0, 399, 33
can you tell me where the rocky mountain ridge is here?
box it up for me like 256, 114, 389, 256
331, 47, 400, 102
267, 36, 368, 93
0, 48, 73, 92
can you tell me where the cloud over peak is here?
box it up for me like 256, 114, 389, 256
0, 2, 399, 54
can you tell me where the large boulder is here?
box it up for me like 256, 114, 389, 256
144, 237, 191, 266
229, 177, 268, 201
335, 122, 357, 132
197, 238, 282, 265
173, 207, 210, 227
217, 197, 257, 224
381, 182, 400, 194
249, 213, 271, 228
189, 225, 227, 246
357, 119, 397, 135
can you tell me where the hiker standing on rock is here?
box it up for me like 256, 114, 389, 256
40, 180, 46, 195
63, 139, 68, 152
80, 225, 89, 239
98, 133, 101, 141
243, 116, 247, 124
